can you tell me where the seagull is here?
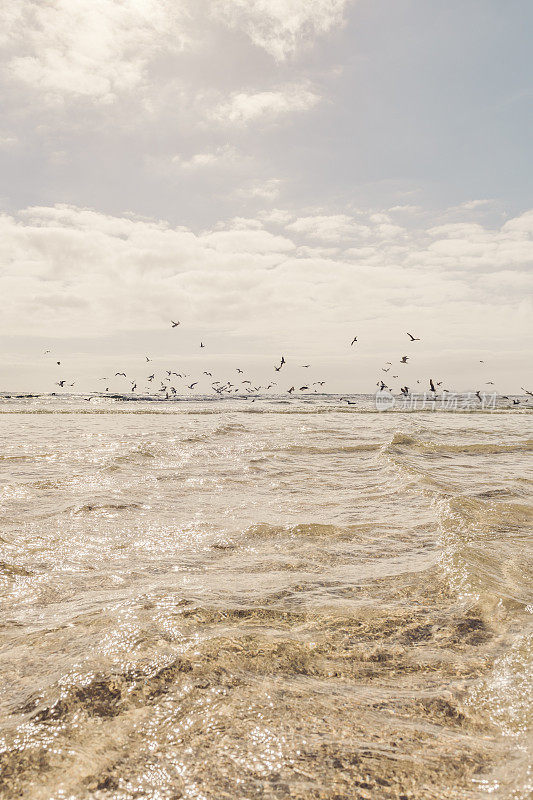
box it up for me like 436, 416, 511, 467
131, 383, 137, 391
486, 381, 494, 385
475, 391, 482, 402
512, 399, 520, 405
429, 378, 436, 393
56, 380, 66, 387
188, 382, 198, 389
171, 320, 180, 328
203, 372, 212, 377
407, 333, 420, 341
287, 386, 295, 393
200, 342, 205, 348
146, 357, 151, 362
147, 374, 155, 381
521, 387, 533, 397
400, 356, 409, 363
382, 368, 390, 373
44, 350, 50, 354
56, 361, 61, 366
115, 372, 126, 377
301, 364, 310, 368
236, 368, 243, 374
300, 386, 309, 391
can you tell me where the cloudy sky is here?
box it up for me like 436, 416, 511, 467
1, 0, 532, 393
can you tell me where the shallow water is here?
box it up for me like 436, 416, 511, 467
0, 396, 532, 799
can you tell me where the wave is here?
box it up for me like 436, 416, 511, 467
384, 432, 533, 456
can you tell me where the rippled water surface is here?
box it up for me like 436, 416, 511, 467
0, 397, 532, 799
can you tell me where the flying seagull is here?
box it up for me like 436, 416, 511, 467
400, 356, 409, 363
115, 372, 126, 377
407, 333, 420, 341
146, 357, 151, 362
188, 382, 198, 389
429, 378, 436, 393
351, 337, 357, 346
171, 320, 180, 328
287, 386, 295, 394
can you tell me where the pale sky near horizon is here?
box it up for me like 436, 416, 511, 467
1, 0, 532, 394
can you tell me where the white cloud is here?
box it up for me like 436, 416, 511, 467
1, 0, 349, 109
210, 83, 320, 125
170, 146, 239, 170
1, 204, 531, 351
1, 1, 192, 104
238, 179, 283, 201
211, 0, 353, 60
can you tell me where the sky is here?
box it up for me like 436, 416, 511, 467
1, 0, 532, 394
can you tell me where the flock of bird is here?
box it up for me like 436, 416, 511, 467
44, 321, 531, 406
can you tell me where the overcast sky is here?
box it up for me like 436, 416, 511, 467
1, 0, 532, 393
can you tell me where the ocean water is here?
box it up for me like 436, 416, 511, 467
0, 395, 531, 800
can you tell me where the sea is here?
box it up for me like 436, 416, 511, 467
0, 394, 531, 800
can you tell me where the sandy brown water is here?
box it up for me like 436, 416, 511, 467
0, 397, 532, 799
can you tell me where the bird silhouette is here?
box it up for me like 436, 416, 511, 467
407, 333, 420, 341
171, 320, 180, 328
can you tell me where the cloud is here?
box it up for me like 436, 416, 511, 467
210, 83, 320, 125
238, 179, 283, 201
1, 1, 192, 104
211, 0, 353, 60
170, 146, 239, 170
1, 204, 531, 361
1, 0, 348, 110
